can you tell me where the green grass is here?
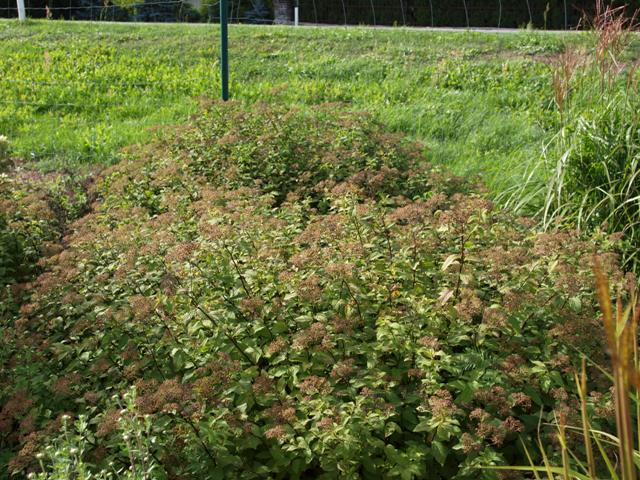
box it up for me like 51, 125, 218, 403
0, 20, 588, 192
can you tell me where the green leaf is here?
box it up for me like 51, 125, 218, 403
413, 419, 431, 433
432, 440, 448, 466
385, 421, 401, 438
441, 254, 459, 271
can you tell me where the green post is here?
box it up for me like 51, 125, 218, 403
220, 0, 229, 100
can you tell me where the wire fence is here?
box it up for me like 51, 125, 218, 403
297, 0, 575, 29
0, 0, 189, 10
0, 0, 615, 29
0, 0, 271, 23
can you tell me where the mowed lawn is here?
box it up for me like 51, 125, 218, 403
1, 20, 584, 192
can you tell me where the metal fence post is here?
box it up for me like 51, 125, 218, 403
220, 0, 229, 100
17, 0, 26, 21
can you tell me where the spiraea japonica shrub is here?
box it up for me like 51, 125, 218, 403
1, 102, 633, 479
0, 167, 89, 319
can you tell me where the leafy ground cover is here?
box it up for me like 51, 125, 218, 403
0, 102, 633, 479
0, 19, 588, 192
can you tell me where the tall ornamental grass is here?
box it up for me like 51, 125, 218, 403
503, 1, 640, 272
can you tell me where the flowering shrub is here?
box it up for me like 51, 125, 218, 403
0, 136, 9, 168
1, 102, 632, 478
0, 168, 89, 318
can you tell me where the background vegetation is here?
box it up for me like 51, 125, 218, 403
0, 21, 585, 188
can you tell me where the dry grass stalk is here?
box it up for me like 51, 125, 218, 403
575, 358, 597, 479
589, 0, 638, 91
552, 50, 581, 115
594, 258, 639, 480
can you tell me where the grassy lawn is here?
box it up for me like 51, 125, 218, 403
1, 20, 585, 193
